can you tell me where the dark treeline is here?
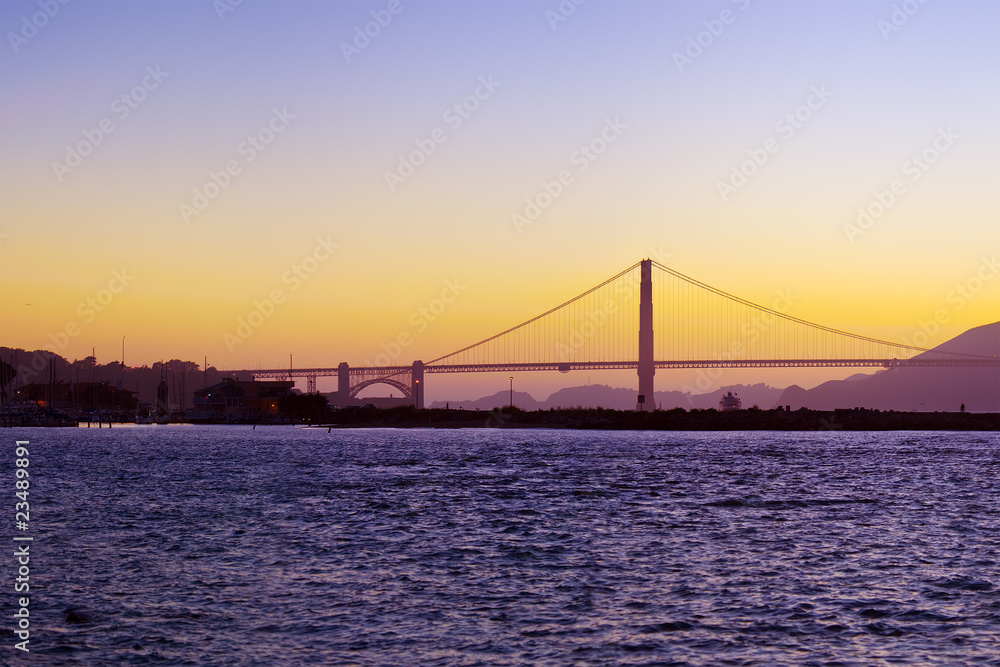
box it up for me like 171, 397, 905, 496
1, 347, 254, 405
325, 405, 1000, 431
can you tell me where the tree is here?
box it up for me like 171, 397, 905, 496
0, 359, 14, 387
0, 359, 14, 404
166, 359, 200, 373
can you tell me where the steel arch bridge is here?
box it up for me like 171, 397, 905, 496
347, 377, 411, 399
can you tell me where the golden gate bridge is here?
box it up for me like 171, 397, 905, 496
248, 260, 998, 408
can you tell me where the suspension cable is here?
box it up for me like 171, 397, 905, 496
427, 261, 642, 365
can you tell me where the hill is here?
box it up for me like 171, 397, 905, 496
776, 322, 999, 412
429, 383, 783, 411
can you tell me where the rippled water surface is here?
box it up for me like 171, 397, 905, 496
4, 426, 1000, 665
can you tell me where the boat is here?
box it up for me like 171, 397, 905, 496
719, 390, 741, 412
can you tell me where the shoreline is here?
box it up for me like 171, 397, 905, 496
313, 407, 1000, 432
7, 408, 997, 431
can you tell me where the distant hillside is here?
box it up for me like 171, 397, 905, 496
430, 383, 784, 411
776, 322, 1000, 412
430, 390, 543, 411
656, 383, 784, 411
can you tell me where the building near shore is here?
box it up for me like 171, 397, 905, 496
190, 378, 295, 421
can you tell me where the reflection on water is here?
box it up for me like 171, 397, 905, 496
11, 426, 1000, 665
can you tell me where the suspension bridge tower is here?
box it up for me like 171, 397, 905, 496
638, 258, 655, 410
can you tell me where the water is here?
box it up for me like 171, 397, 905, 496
4, 426, 999, 665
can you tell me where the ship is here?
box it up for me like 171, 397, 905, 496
719, 390, 741, 412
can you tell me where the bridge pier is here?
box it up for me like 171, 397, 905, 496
337, 362, 350, 404
411, 360, 424, 409
638, 258, 654, 411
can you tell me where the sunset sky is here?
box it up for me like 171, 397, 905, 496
1, 0, 997, 400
